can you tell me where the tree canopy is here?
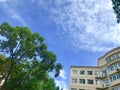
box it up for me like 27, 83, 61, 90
0, 22, 62, 90
112, 0, 120, 23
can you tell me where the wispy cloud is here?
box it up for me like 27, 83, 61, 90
1, 0, 120, 52
51, 0, 120, 52
0, 0, 26, 25
55, 80, 68, 90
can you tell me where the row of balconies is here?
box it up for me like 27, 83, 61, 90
95, 68, 120, 79
96, 79, 120, 90
95, 69, 120, 90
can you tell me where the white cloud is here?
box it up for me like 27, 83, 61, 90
49, 69, 67, 90
51, 0, 120, 52
59, 70, 66, 80
0, 0, 119, 52
55, 69, 68, 90
55, 80, 68, 90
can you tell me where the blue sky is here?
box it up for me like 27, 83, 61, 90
0, 0, 120, 90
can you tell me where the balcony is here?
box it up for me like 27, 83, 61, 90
95, 74, 107, 79
96, 84, 109, 90
108, 68, 120, 76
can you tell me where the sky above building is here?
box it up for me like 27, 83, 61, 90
0, 0, 120, 90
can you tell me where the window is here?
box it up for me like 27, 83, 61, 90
112, 85, 120, 90
72, 78, 77, 83
80, 70, 85, 75
71, 88, 77, 90
79, 79, 85, 84
110, 73, 120, 82
108, 62, 120, 72
106, 52, 120, 63
87, 71, 92, 75
96, 80, 101, 85
87, 79, 93, 84
72, 70, 78, 75
103, 79, 109, 86
108, 65, 114, 71
102, 70, 107, 74
118, 62, 120, 67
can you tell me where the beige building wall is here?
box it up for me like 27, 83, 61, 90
69, 47, 120, 90
70, 66, 99, 90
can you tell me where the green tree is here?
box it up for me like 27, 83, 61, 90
0, 22, 62, 90
111, 0, 120, 23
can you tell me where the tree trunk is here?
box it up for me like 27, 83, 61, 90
0, 64, 13, 90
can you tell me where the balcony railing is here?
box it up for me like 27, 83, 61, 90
95, 74, 107, 79
96, 84, 109, 90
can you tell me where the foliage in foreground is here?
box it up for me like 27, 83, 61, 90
0, 22, 62, 90
111, 0, 120, 23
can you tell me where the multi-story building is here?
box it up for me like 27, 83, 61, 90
69, 47, 120, 90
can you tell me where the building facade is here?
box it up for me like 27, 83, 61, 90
69, 47, 120, 90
